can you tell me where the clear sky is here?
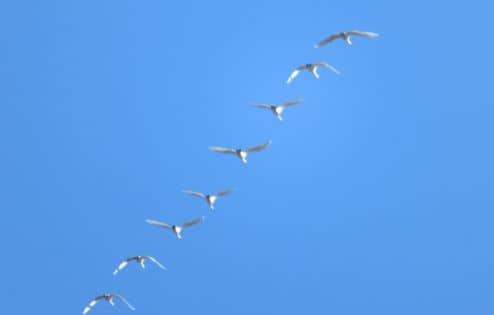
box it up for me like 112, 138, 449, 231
1, 0, 493, 314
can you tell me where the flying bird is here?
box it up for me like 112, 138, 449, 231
209, 140, 272, 163
82, 293, 135, 314
314, 30, 379, 47
249, 99, 303, 121
145, 216, 205, 239
286, 63, 339, 84
182, 189, 233, 210
113, 256, 166, 275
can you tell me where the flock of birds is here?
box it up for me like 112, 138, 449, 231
82, 29, 379, 314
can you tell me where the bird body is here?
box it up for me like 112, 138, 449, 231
314, 30, 379, 48
206, 195, 217, 208
237, 149, 248, 163
172, 225, 183, 239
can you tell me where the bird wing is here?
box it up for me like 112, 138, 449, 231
208, 146, 236, 154
348, 30, 379, 38
181, 216, 205, 228
182, 190, 207, 199
249, 104, 272, 110
145, 256, 166, 270
113, 258, 131, 275
83, 295, 105, 314
279, 99, 303, 108
286, 67, 303, 84
314, 33, 341, 48
246, 140, 272, 153
145, 219, 172, 230
216, 189, 233, 197
112, 294, 135, 311
316, 62, 340, 75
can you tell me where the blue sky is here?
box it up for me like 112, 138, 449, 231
1, 0, 493, 314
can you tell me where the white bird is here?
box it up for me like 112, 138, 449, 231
286, 63, 339, 84
249, 99, 303, 121
209, 140, 272, 163
315, 30, 379, 47
145, 216, 205, 239
182, 189, 233, 210
113, 256, 166, 275
82, 293, 135, 314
